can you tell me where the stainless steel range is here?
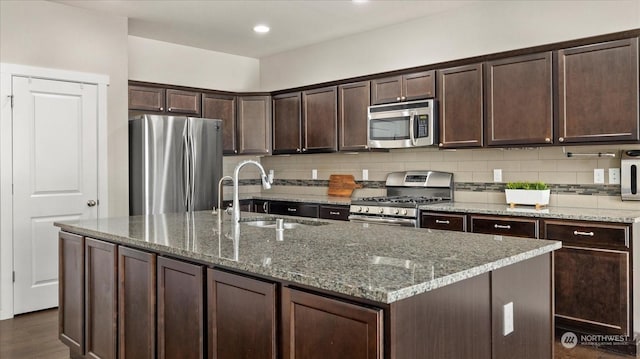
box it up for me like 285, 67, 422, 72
349, 171, 454, 227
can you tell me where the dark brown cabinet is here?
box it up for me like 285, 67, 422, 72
129, 85, 165, 112
166, 89, 201, 116
485, 52, 553, 146
202, 93, 236, 154
253, 199, 269, 214
421, 212, 467, 232
319, 204, 350, 221
371, 71, 435, 105
272, 92, 302, 154
437, 64, 484, 148
269, 201, 319, 218
118, 246, 156, 359
282, 287, 383, 359
303, 86, 338, 153
157, 256, 204, 359
85, 238, 118, 359
237, 96, 272, 155
129, 85, 201, 116
59, 232, 85, 356
338, 81, 370, 151
207, 269, 277, 359
470, 215, 539, 238
557, 38, 639, 144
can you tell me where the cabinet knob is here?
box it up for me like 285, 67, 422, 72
396, 97, 401, 101
296, 148, 301, 152
234, 150, 238, 154
302, 148, 307, 152
545, 138, 551, 143
401, 96, 406, 100
439, 143, 444, 147
159, 107, 164, 111
559, 137, 564, 142
167, 107, 172, 112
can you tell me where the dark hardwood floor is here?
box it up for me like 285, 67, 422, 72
0, 308, 636, 358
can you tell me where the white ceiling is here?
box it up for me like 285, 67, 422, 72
52, 0, 478, 58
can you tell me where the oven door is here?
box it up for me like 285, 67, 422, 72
348, 214, 417, 227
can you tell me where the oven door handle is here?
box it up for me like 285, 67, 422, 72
348, 215, 416, 227
409, 111, 418, 146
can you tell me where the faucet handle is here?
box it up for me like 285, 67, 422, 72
224, 203, 233, 215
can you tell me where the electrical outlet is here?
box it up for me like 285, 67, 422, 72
594, 169, 605, 184
362, 169, 369, 181
311, 169, 318, 180
503, 302, 514, 336
493, 169, 502, 182
609, 168, 620, 184
268, 169, 274, 183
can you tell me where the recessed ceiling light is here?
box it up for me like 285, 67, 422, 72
253, 25, 270, 34
353, 0, 368, 3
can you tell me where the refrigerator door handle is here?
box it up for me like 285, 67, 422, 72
183, 130, 190, 211
188, 126, 197, 212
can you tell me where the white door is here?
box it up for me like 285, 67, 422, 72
12, 76, 98, 314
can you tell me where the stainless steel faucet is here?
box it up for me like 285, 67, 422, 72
215, 175, 233, 215
232, 160, 272, 224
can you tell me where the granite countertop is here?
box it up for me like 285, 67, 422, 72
422, 202, 640, 223
55, 211, 560, 304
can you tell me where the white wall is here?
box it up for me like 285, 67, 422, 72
128, 36, 260, 92
260, 0, 640, 90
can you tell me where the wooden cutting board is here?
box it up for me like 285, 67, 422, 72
328, 174, 362, 197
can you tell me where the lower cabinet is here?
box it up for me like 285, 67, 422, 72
318, 204, 350, 221
207, 269, 277, 359
157, 256, 205, 359
59, 232, 85, 356
269, 201, 319, 218
282, 288, 383, 359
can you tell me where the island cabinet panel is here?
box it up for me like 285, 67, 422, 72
303, 86, 338, 153
129, 85, 165, 112
338, 81, 370, 151
269, 201, 319, 218
371, 71, 435, 105
557, 37, 639, 144
85, 238, 118, 359
282, 287, 383, 359
157, 256, 204, 359
59, 232, 85, 356
319, 204, 350, 221
165, 89, 201, 116
420, 212, 467, 232
437, 64, 484, 148
207, 269, 277, 359
485, 52, 553, 146
202, 93, 236, 154
389, 273, 491, 359
253, 199, 270, 214
118, 246, 156, 359
237, 96, 271, 155
491, 254, 552, 359
272, 92, 302, 154
470, 215, 539, 238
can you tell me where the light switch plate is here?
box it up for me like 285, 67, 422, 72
594, 169, 605, 184
362, 169, 369, 181
268, 169, 274, 183
493, 169, 502, 182
312, 169, 318, 180
503, 302, 514, 336
609, 168, 620, 184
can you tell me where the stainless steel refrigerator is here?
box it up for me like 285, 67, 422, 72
129, 114, 223, 215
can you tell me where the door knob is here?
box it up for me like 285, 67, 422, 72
87, 200, 97, 207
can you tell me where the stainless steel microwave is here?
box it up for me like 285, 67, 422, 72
367, 99, 436, 149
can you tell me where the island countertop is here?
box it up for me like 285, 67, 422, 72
55, 211, 560, 304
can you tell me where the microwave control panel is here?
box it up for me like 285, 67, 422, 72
416, 114, 429, 137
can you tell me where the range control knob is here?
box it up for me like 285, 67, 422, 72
357, 206, 363, 212
364, 207, 370, 213
394, 209, 400, 215
402, 209, 408, 215
379, 208, 384, 214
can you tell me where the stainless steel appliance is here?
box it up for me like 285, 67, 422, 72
129, 114, 223, 215
621, 149, 640, 201
349, 171, 453, 227
368, 99, 436, 149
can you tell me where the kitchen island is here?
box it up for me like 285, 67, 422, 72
55, 211, 560, 359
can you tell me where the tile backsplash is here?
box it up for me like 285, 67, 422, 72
223, 144, 640, 210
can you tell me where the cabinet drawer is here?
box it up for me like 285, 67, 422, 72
253, 200, 269, 214
470, 215, 538, 238
421, 212, 466, 232
544, 220, 629, 249
269, 201, 319, 218
319, 205, 349, 221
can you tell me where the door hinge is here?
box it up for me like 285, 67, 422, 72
12, 271, 15, 283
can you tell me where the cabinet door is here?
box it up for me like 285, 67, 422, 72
555, 247, 629, 335
157, 256, 204, 359
59, 232, 85, 356
129, 85, 165, 112
118, 246, 156, 359
557, 38, 639, 144
403, 71, 435, 100
237, 96, 271, 155
166, 89, 201, 116
319, 205, 350, 221
303, 86, 337, 153
339, 81, 370, 151
485, 53, 553, 146
85, 238, 117, 359
203, 94, 236, 155
438, 64, 484, 148
207, 269, 277, 359
269, 201, 319, 218
282, 288, 383, 359
371, 76, 402, 105
273, 92, 302, 154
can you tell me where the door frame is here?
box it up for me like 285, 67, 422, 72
0, 63, 109, 320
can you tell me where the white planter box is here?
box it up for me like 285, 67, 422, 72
505, 189, 550, 208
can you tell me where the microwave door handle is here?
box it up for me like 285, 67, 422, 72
409, 111, 418, 146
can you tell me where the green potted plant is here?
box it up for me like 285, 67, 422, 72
504, 181, 550, 209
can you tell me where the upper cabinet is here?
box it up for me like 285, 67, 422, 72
338, 81, 370, 151
371, 71, 435, 105
556, 38, 639, 144
437, 64, 484, 148
484, 52, 553, 146
129, 85, 201, 116
237, 96, 272, 155
272, 92, 302, 154
129, 86, 165, 112
202, 93, 237, 155
165, 89, 201, 116
303, 86, 338, 153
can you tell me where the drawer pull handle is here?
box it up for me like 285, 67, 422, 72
573, 230, 594, 237
435, 220, 450, 224
494, 224, 511, 229
262, 202, 268, 212
329, 211, 341, 215
287, 208, 297, 212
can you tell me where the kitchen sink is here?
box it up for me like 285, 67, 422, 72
245, 220, 302, 229
240, 217, 329, 229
